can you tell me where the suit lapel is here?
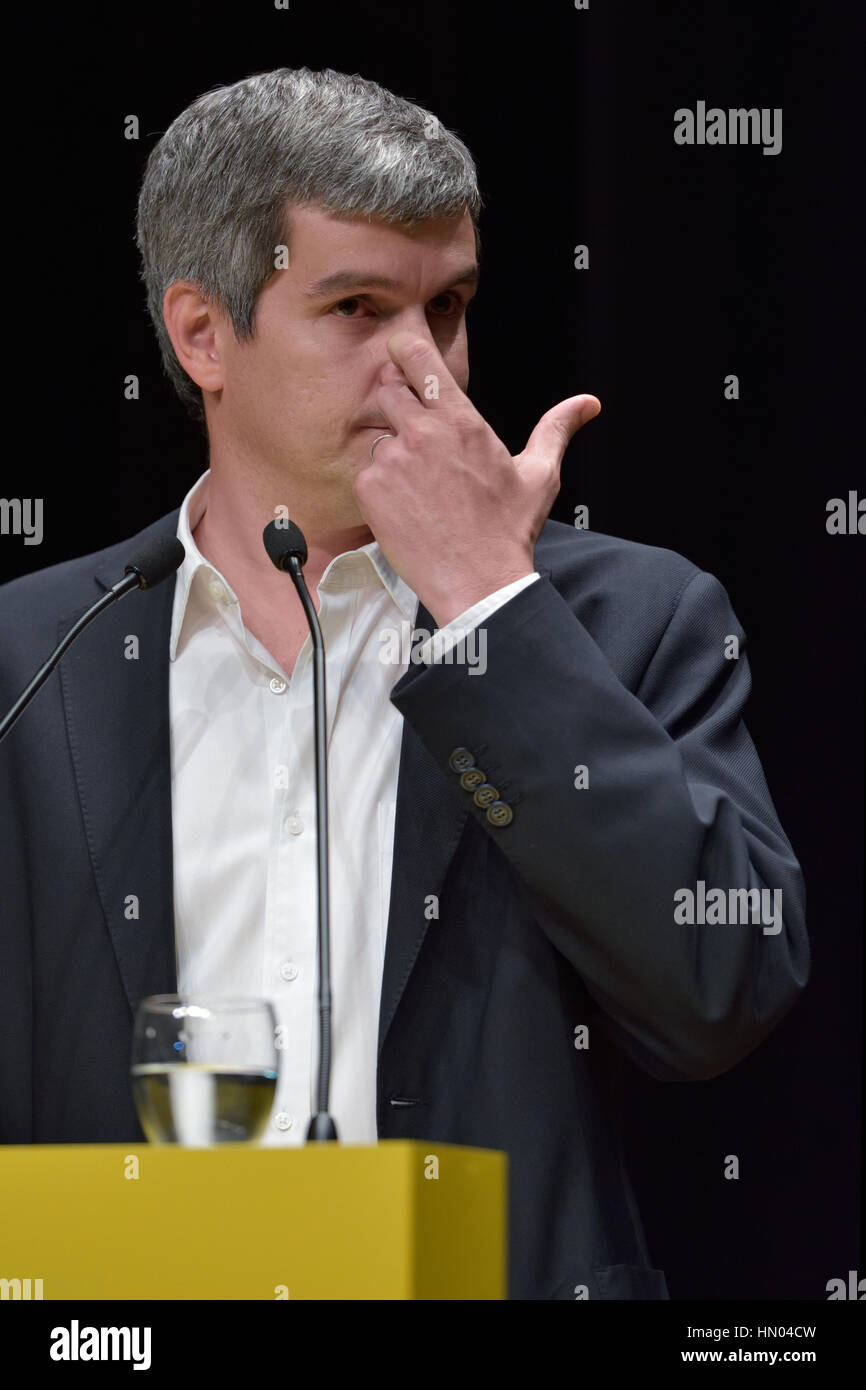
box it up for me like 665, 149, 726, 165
377, 599, 471, 1057
377, 556, 553, 1058
60, 548, 178, 1021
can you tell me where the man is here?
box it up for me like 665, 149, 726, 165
0, 67, 809, 1299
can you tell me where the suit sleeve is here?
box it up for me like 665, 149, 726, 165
389, 568, 809, 1082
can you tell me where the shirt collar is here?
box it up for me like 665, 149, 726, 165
170, 470, 417, 660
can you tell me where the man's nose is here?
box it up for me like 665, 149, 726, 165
375, 311, 438, 388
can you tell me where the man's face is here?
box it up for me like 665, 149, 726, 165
206, 203, 479, 528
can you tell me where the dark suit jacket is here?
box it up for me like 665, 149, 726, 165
0, 509, 809, 1299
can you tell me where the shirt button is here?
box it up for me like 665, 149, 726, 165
273, 1112, 294, 1131
280, 961, 299, 982
487, 800, 514, 827
208, 579, 226, 602
269, 676, 287, 695
285, 814, 304, 835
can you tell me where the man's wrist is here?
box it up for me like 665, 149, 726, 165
423, 561, 536, 629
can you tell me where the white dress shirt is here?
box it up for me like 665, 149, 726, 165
170, 470, 539, 1143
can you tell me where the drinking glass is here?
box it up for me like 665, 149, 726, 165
131, 995, 278, 1145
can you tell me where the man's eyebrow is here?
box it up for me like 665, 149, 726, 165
302, 264, 481, 299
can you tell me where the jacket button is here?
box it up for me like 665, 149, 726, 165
448, 747, 475, 774
460, 768, 486, 791
473, 783, 499, 808
487, 800, 514, 827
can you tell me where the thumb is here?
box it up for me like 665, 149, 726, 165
520, 394, 601, 471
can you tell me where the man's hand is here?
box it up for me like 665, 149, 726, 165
352, 330, 601, 628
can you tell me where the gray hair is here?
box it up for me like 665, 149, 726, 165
135, 67, 483, 427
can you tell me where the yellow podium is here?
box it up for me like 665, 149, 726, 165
0, 1141, 506, 1300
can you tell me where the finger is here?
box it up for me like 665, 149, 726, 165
384, 331, 461, 412
375, 377, 428, 434
521, 395, 601, 470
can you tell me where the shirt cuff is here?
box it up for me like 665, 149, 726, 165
414, 573, 540, 664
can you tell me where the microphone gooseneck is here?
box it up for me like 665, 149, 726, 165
262, 519, 338, 1143
0, 534, 185, 746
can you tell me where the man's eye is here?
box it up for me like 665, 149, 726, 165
331, 297, 365, 318
428, 293, 458, 314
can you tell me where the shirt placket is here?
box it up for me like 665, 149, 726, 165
260, 633, 316, 1145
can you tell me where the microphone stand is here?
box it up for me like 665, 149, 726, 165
280, 545, 338, 1143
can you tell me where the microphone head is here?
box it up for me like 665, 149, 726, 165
124, 535, 185, 589
263, 518, 307, 571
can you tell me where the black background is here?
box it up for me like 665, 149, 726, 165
3, 1, 861, 1298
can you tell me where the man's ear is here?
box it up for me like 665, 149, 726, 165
162, 281, 227, 393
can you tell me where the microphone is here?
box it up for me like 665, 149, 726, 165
263, 519, 338, 1143
123, 534, 187, 589
0, 534, 184, 745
